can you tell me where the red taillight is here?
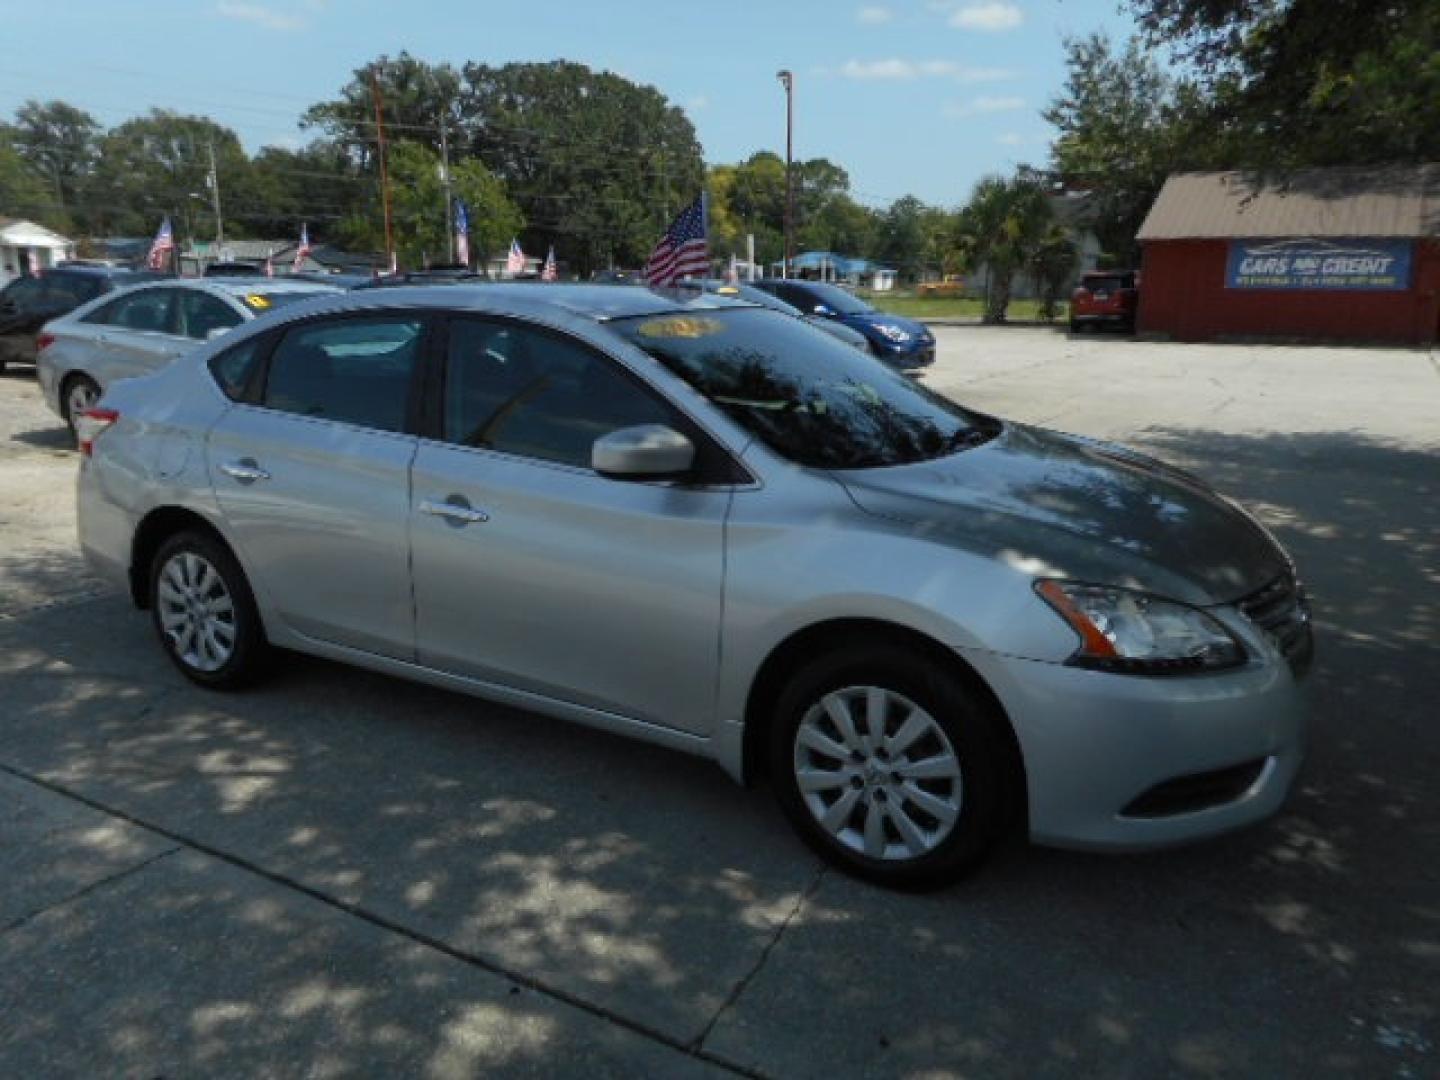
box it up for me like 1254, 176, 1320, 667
36, 332, 56, 353
75, 407, 119, 458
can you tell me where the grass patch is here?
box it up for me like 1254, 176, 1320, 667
859, 293, 1067, 322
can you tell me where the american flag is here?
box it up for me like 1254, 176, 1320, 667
455, 200, 471, 267
147, 216, 174, 271
541, 245, 557, 281
505, 238, 525, 275
292, 223, 312, 273
645, 194, 709, 287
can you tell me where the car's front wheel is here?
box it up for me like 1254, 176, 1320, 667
769, 644, 1016, 890
149, 530, 268, 688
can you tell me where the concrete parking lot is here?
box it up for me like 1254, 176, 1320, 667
2, 327, 1437, 1078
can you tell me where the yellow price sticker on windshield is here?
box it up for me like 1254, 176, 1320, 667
635, 315, 723, 339
243, 294, 272, 310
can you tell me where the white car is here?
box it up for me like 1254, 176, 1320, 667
36, 278, 340, 433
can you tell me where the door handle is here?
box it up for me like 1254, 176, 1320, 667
219, 459, 271, 484
419, 497, 489, 525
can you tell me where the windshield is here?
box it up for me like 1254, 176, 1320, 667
800, 282, 872, 315
702, 282, 805, 318
611, 308, 994, 469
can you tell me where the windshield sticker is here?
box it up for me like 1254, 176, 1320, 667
243, 294, 273, 310
635, 315, 723, 339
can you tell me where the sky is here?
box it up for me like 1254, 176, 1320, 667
0, 0, 1138, 209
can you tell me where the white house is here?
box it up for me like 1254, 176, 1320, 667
0, 218, 76, 284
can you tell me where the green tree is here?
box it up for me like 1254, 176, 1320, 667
85, 110, 252, 239
456, 60, 703, 275
9, 100, 101, 231
343, 140, 521, 268
1028, 223, 1080, 322
0, 126, 54, 228
1043, 34, 1207, 265
302, 52, 462, 167
874, 196, 954, 283
1128, 0, 1440, 167
952, 173, 1056, 323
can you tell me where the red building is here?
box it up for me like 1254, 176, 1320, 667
1137, 166, 1440, 345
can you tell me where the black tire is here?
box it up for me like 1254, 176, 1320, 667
769, 644, 1016, 890
149, 529, 269, 689
61, 373, 101, 439
1069, 319, 1081, 333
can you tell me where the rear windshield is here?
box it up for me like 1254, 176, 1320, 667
231, 289, 334, 313
1082, 274, 1135, 291
610, 308, 995, 469
794, 282, 872, 315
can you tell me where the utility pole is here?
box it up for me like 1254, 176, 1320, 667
438, 107, 455, 264
776, 70, 795, 279
370, 67, 396, 272
206, 142, 224, 247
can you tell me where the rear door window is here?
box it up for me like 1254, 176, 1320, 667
261, 316, 424, 433
84, 288, 176, 333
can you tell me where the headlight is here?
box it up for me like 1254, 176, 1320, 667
875, 323, 911, 343
1035, 580, 1246, 675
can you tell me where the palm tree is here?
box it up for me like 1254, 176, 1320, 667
1029, 223, 1079, 322
952, 173, 1055, 323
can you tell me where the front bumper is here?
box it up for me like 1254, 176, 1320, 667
962, 648, 1308, 851
877, 338, 936, 370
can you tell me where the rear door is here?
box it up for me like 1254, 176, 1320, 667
408, 314, 733, 733
77, 287, 187, 385
206, 312, 428, 659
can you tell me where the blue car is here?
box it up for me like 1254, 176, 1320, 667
753, 279, 935, 370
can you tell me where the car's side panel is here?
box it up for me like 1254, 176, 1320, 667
206, 406, 419, 660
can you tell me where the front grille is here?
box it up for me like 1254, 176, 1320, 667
1238, 571, 1313, 675
1121, 758, 1269, 818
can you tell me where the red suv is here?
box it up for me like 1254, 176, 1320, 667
1070, 271, 1139, 333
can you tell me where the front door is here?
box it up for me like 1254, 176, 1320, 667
409, 315, 732, 735
207, 313, 427, 659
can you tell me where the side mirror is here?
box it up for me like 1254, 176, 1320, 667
813, 303, 834, 317
205, 326, 232, 341
592, 424, 695, 478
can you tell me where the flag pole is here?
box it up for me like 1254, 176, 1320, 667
370, 67, 396, 273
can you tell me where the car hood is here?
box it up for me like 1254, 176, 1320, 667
833, 423, 1286, 606
842, 311, 930, 338
807, 316, 869, 346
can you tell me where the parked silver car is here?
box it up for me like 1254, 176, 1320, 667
75, 284, 1311, 888
36, 277, 341, 433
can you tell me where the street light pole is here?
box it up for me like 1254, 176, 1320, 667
776, 69, 794, 280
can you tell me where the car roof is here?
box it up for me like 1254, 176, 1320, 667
51, 264, 162, 280
222, 282, 761, 327
130, 277, 344, 298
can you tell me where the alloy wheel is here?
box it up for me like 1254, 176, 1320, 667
156, 551, 237, 673
792, 685, 964, 861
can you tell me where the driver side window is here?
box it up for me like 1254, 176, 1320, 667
442, 318, 675, 469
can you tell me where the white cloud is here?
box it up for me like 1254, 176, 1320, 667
839, 59, 1016, 82
943, 96, 1026, 117
949, 3, 1023, 32
216, 2, 305, 30
856, 5, 894, 23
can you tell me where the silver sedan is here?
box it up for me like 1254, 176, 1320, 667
74, 284, 1311, 889
36, 277, 340, 433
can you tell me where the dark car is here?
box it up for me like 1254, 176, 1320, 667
693, 280, 875, 354
752, 279, 935, 370
1070, 270, 1139, 333
0, 265, 166, 374
357, 267, 492, 289
203, 261, 266, 277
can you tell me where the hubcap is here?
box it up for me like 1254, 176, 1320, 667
157, 552, 236, 673
67, 381, 96, 422
793, 686, 963, 861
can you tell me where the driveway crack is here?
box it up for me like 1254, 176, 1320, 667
691, 861, 830, 1054
1, 844, 180, 936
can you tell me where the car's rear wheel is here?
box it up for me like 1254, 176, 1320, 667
149, 530, 268, 689
769, 644, 1015, 890
61, 373, 101, 439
